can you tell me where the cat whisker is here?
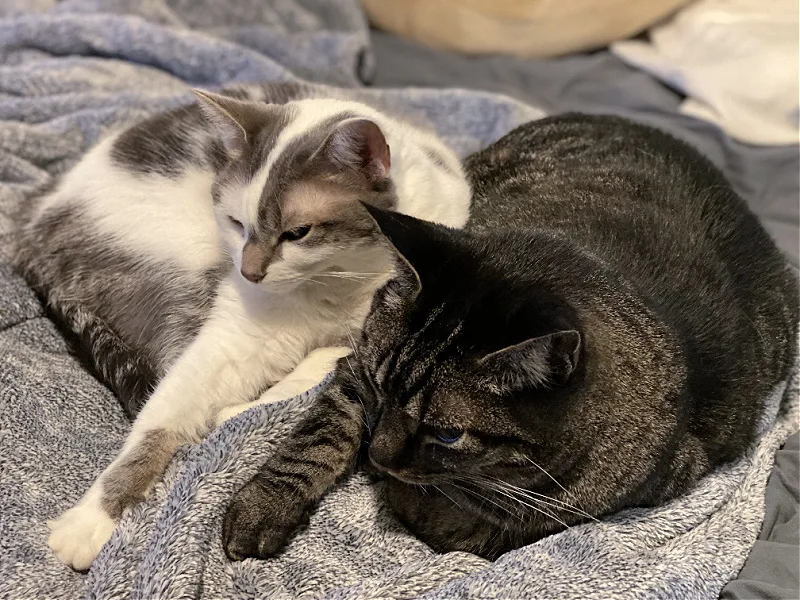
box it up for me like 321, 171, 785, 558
432, 484, 465, 511
522, 457, 589, 512
514, 489, 598, 522
343, 355, 372, 436
335, 317, 359, 359
304, 277, 329, 287
313, 271, 383, 281
449, 481, 520, 520
271, 275, 329, 287
473, 479, 569, 528
460, 474, 595, 526
317, 271, 384, 277
474, 475, 599, 522
487, 481, 587, 525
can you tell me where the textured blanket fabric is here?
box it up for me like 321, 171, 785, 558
0, 2, 797, 599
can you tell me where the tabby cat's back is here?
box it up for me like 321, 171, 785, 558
466, 114, 798, 459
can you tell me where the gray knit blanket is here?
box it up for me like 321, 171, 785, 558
1, 2, 797, 599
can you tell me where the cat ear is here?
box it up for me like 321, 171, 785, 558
322, 118, 391, 183
193, 89, 274, 159
479, 330, 581, 393
362, 203, 442, 302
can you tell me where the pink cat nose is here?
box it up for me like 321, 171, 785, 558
240, 265, 265, 283
240, 240, 271, 283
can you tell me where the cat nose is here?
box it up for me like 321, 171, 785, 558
240, 265, 265, 283
240, 240, 271, 283
368, 423, 408, 471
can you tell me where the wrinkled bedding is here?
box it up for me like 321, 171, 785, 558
0, 2, 797, 599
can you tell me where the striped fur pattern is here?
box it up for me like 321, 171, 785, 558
222, 114, 799, 561
13, 82, 471, 570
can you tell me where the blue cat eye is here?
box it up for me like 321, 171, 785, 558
434, 428, 463, 444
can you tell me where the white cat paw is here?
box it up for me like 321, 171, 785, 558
47, 499, 116, 570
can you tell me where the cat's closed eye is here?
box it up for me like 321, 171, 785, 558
228, 216, 244, 232
280, 225, 312, 242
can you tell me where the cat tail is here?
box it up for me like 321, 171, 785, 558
46, 294, 158, 418
12, 250, 156, 418
10, 188, 157, 419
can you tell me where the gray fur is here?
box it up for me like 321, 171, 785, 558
13, 203, 220, 414
111, 105, 228, 178
101, 429, 180, 520
222, 114, 799, 562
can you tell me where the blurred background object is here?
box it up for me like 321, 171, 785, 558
612, 0, 799, 145
361, 0, 691, 58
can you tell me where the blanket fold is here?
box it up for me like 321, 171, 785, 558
0, 2, 796, 599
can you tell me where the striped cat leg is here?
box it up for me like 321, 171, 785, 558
222, 377, 365, 560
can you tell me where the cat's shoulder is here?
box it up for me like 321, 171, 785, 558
109, 103, 223, 178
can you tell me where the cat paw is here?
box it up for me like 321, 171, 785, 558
222, 477, 298, 560
47, 498, 116, 570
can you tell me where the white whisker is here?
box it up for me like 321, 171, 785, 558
523, 457, 589, 511
478, 475, 599, 522
451, 480, 525, 522
461, 474, 597, 525
344, 355, 371, 436
477, 480, 569, 528
433, 484, 464, 510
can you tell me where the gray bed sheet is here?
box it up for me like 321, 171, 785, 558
367, 30, 800, 599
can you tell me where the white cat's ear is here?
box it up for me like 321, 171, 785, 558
323, 119, 391, 182
479, 330, 581, 393
193, 89, 272, 159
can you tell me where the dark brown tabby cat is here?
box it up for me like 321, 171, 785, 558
222, 114, 799, 561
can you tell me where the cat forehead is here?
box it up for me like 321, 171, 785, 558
235, 103, 387, 225
257, 98, 387, 181
281, 180, 361, 223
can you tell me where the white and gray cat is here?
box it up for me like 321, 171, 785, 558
14, 83, 471, 570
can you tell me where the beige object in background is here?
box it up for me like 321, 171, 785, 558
362, 0, 692, 58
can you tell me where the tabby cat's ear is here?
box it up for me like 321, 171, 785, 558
479, 330, 581, 393
193, 89, 275, 159
362, 203, 447, 302
321, 118, 391, 183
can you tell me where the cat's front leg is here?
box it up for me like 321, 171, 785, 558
214, 345, 352, 426
47, 427, 181, 570
48, 283, 288, 570
222, 377, 365, 559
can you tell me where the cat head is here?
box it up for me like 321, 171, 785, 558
355, 205, 587, 491
194, 90, 398, 292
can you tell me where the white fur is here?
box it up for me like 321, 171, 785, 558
41, 97, 471, 569
47, 486, 116, 571
214, 345, 352, 426
239, 98, 470, 236
36, 135, 223, 272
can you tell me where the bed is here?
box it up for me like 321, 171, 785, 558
0, 1, 796, 599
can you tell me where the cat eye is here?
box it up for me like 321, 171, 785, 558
280, 225, 312, 242
434, 428, 463, 444
228, 216, 244, 230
